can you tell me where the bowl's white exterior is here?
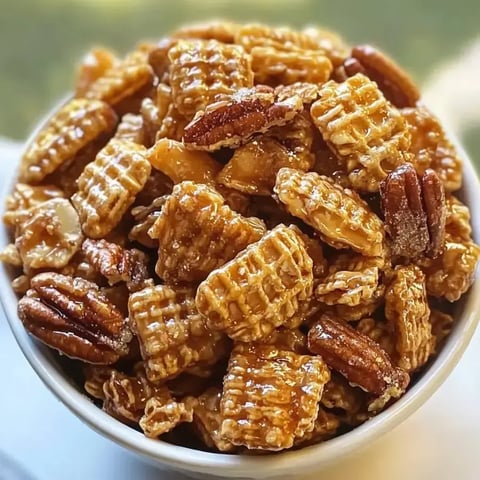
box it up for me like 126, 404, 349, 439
1, 113, 479, 479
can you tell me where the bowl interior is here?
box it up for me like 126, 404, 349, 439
1, 129, 479, 479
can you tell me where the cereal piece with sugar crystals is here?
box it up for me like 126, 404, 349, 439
182, 86, 303, 151
114, 113, 144, 145
84, 50, 154, 108
274, 168, 385, 257
72, 139, 151, 238
128, 284, 228, 383
193, 388, 236, 452
310, 74, 411, 192
140, 390, 195, 438
168, 39, 254, 117
148, 181, 265, 284
15, 198, 83, 269
20, 99, 117, 183
385, 265, 433, 372
220, 343, 330, 450
196, 224, 313, 342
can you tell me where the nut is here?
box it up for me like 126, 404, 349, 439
17, 272, 131, 364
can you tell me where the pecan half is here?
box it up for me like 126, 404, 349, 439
350, 45, 420, 108
381, 163, 446, 259
81, 238, 152, 292
182, 86, 303, 151
422, 169, 447, 258
308, 313, 409, 399
17, 272, 132, 364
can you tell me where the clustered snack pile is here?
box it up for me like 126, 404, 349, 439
2, 22, 479, 452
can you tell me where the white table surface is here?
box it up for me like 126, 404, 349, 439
1, 137, 479, 480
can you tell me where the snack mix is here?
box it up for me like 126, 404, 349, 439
3, 21, 479, 453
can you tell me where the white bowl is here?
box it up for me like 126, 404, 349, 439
1, 111, 479, 480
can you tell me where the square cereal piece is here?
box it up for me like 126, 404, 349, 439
195, 224, 313, 342
310, 73, 410, 192
128, 284, 228, 384
168, 39, 254, 117
220, 343, 330, 450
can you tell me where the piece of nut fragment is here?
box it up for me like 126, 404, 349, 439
402, 106, 463, 192
147, 138, 222, 185
220, 343, 330, 450
193, 387, 236, 452
0, 244, 22, 267
20, 99, 117, 183
148, 181, 265, 284
84, 50, 154, 108
71, 138, 151, 238
129, 196, 167, 248
250, 46, 332, 86
183, 86, 303, 151
196, 224, 313, 342
3, 183, 64, 228
103, 369, 158, 425
310, 73, 411, 192
274, 168, 385, 257
316, 254, 380, 307
75, 47, 119, 97
128, 285, 228, 383
15, 198, 83, 269
217, 113, 315, 195
380, 163, 429, 258
140, 389, 195, 438
356, 317, 395, 358
350, 45, 420, 108
168, 39, 254, 117
17, 272, 131, 364
308, 313, 409, 399
82, 238, 152, 292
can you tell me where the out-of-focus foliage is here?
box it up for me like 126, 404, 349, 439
0, 0, 479, 140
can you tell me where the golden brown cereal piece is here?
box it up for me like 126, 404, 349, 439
0, 243, 22, 267
148, 181, 265, 284
193, 387, 236, 452
220, 343, 330, 450
20, 99, 117, 183
75, 47, 118, 97
103, 370, 157, 425
155, 83, 189, 142
59, 250, 103, 284
147, 138, 222, 184
315, 254, 380, 307
168, 39, 254, 117
274, 168, 385, 257
17, 272, 131, 364
71, 139, 151, 238
356, 317, 395, 358
139, 389, 195, 438
183, 86, 303, 151
3, 183, 64, 228
84, 51, 154, 108
310, 74, 411, 192
385, 265, 433, 372
217, 114, 315, 195
261, 328, 308, 354
402, 106, 463, 191
216, 186, 251, 216
196, 225, 313, 342
308, 313, 409, 402
15, 198, 83, 270
128, 285, 228, 383
173, 21, 239, 43
275, 82, 320, 104
350, 45, 420, 108
430, 309, 454, 350
129, 196, 167, 248
301, 27, 350, 67
114, 113, 144, 144
293, 407, 340, 447
321, 373, 367, 425
419, 237, 480, 302
148, 37, 176, 78
82, 238, 152, 292
139, 98, 160, 147
83, 365, 115, 401
445, 195, 473, 242
11, 275, 31, 295
294, 230, 328, 281
250, 46, 332, 86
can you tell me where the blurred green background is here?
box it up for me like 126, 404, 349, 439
0, 0, 479, 152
